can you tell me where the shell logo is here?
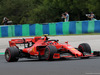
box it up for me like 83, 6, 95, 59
72, 48, 76, 50
33, 47, 35, 52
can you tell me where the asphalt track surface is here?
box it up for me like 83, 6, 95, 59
0, 55, 100, 75
0, 35, 100, 75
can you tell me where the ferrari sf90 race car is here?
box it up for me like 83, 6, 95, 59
5, 35, 99, 62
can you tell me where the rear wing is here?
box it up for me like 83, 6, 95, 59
9, 37, 41, 47
10, 38, 33, 44
9, 38, 33, 47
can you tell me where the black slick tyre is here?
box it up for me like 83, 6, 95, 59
5, 47, 19, 62
78, 43, 91, 54
45, 45, 57, 60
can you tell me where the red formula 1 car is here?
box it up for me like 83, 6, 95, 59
5, 35, 97, 62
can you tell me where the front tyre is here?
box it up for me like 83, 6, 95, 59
5, 47, 19, 62
78, 43, 91, 55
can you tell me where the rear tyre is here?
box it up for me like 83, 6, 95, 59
45, 45, 57, 60
5, 47, 19, 62
78, 43, 91, 55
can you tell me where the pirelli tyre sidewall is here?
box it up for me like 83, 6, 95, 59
45, 45, 57, 60
78, 43, 91, 54
5, 46, 19, 62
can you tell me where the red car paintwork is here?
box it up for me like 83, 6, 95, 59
9, 36, 93, 59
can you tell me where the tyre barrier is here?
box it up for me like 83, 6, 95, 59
0, 20, 100, 37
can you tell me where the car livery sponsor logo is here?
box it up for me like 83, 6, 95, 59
33, 47, 35, 52
71, 48, 76, 50
27, 48, 33, 53
17, 40, 23, 42
68, 46, 73, 49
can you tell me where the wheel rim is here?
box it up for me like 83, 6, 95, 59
78, 45, 84, 53
5, 50, 10, 61
45, 49, 50, 59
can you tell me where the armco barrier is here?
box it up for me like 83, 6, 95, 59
0, 20, 100, 37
